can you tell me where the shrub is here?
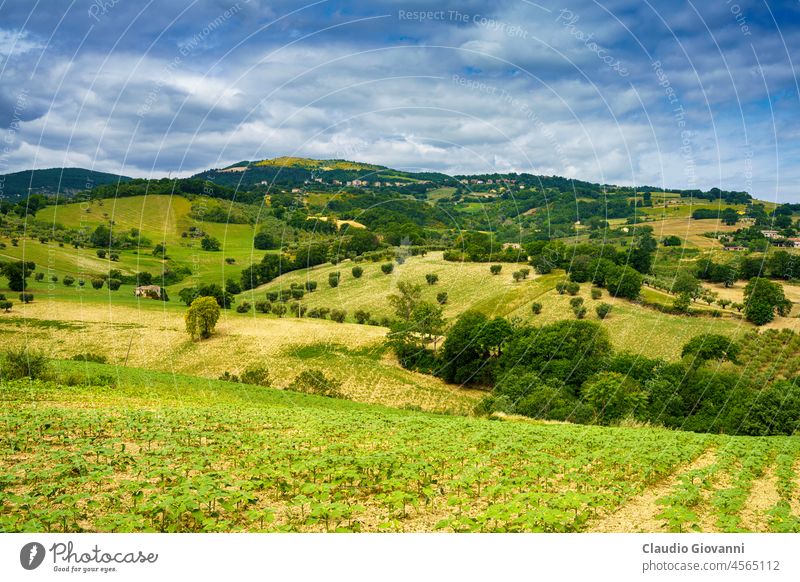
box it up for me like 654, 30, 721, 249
108, 279, 122, 291
50, 275, 58, 283
512, 271, 524, 282
436, 291, 448, 305
289, 302, 307, 317
240, 364, 271, 386
96, 249, 106, 259
566, 282, 580, 295
218, 371, 240, 382
569, 297, 584, 309
596, 303, 612, 319
305, 281, 318, 292
91, 278, 104, 290
109, 252, 120, 262
225, 257, 236, 264
381, 263, 394, 275
19, 293, 34, 303
71, 352, 108, 364
591, 288, 602, 300
328, 272, 341, 288
519, 268, 531, 279
63, 275, 75, 286
574, 306, 587, 319
288, 369, 346, 399
236, 301, 252, 313
201, 235, 221, 251
531, 302, 542, 315
555, 281, 568, 294
354, 309, 370, 324
0, 300, 12, 312
425, 273, 439, 285
352, 266, 364, 278
330, 309, 347, 323
255, 301, 272, 313
272, 304, 287, 318
1, 349, 49, 380
34, 272, 44, 281
291, 288, 305, 300
490, 264, 502, 275
266, 291, 279, 302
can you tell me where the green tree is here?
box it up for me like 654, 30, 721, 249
681, 334, 740, 363
185, 296, 221, 339
1, 260, 36, 291
490, 264, 502, 275
425, 273, 439, 285
328, 272, 341, 288
201, 235, 221, 251
583, 372, 647, 424
595, 303, 612, 319
351, 266, 364, 278
388, 281, 422, 322
381, 263, 394, 275
436, 291, 448, 305
744, 277, 789, 325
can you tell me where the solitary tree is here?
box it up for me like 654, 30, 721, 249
388, 281, 422, 322
185, 296, 221, 340
490, 264, 502, 275
744, 277, 790, 325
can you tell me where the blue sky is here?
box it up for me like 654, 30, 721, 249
0, 0, 798, 200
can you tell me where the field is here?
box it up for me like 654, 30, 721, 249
3, 370, 800, 533
24, 195, 285, 290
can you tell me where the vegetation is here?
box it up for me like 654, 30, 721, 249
185, 297, 221, 340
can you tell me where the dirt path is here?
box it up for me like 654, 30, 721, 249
739, 463, 780, 532
586, 448, 717, 533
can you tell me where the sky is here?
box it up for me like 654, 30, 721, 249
0, 0, 798, 200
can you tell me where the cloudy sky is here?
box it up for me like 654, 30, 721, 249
0, 0, 798, 199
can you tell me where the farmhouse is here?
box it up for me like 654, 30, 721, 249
761, 229, 780, 239
134, 285, 163, 299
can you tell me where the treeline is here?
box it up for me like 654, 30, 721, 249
392, 313, 798, 436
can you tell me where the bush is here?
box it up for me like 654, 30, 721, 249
255, 301, 272, 314
1, 349, 49, 380
201, 235, 221, 251
288, 369, 346, 399
490, 264, 502, 275
531, 302, 542, 315
96, 249, 106, 259
436, 292, 448, 305
91, 278, 104, 290
352, 266, 364, 278
109, 252, 120, 262
569, 297, 584, 309
555, 281, 568, 294
596, 303, 612, 319
108, 279, 122, 291
566, 282, 580, 295
425, 273, 439, 285
272, 304, 287, 317
328, 272, 341, 288
218, 371, 240, 383
354, 309, 370, 324
71, 352, 108, 364
34, 272, 44, 281
305, 281, 318, 292
330, 309, 347, 323
63, 275, 75, 286
573, 306, 587, 319
591, 288, 602, 300
381, 263, 394, 275
240, 364, 271, 386
266, 291, 279, 302
19, 293, 33, 304
0, 300, 12, 312
236, 301, 252, 313
225, 257, 236, 264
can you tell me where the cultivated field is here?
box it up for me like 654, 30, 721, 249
2, 373, 799, 533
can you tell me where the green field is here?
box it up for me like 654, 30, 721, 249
2, 365, 800, 533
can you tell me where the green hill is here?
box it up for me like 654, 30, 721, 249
0, 167, 131, 201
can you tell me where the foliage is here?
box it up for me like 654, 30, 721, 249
288, 369, 345, 399
595, 303, 612, 319
1, 349, 50, 380
681, 334, 740, 363
743, 277, 789, 325
240, 365, 271, 386
185, 297, 221, 340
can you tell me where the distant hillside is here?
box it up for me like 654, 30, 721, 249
194, 157, 456, 189
0, 167, 132, 201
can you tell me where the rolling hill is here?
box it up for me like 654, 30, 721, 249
0, 167, 132, 201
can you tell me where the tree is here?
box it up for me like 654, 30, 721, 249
0, 300, 12, 312
152, 243, 167, 257
1, 260, 36, 291
381, 263, 394, 275
63, 275, 75, 286
436, 292, 448, 305
555, 281, 568, 295
201, 235, 221, 251
439, 311, 492, 385
604, 264, 642, 300
744, 277, 789, 325
108, 279, 122, 291
272, 303, 287, 318
96, 249, 107, 259
253, 231, 277, 250
662, 235, 681, 246
19, 292, 34, 303
673, 292, 691, 313
591, 288, 602, 300
721, 208, 739, 226
410, 301, 445, 348
347, 230, 379, 255
531, 302, 542, 314
681, 334, 740, 363
388, 281, 422, 322
185, 296, 221, 340
490, 264, 502, 275
330, 309, 347, 323
582, 372, 646, 423
425, 273, 439, 285
351, 266, 364, 278
596, 303, 612, 319
566, 281, 580, 295
305, 280, 318, 292
512, 271, 524, 282
354, 309, 370, 324
672, 272, 701, 297
328, 272, 341, 288
90, 224, 113, 248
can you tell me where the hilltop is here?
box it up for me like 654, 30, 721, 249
0, 167, 131, 202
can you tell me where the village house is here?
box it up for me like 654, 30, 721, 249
761, 230, 780, 239
134, 285, 162, 299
